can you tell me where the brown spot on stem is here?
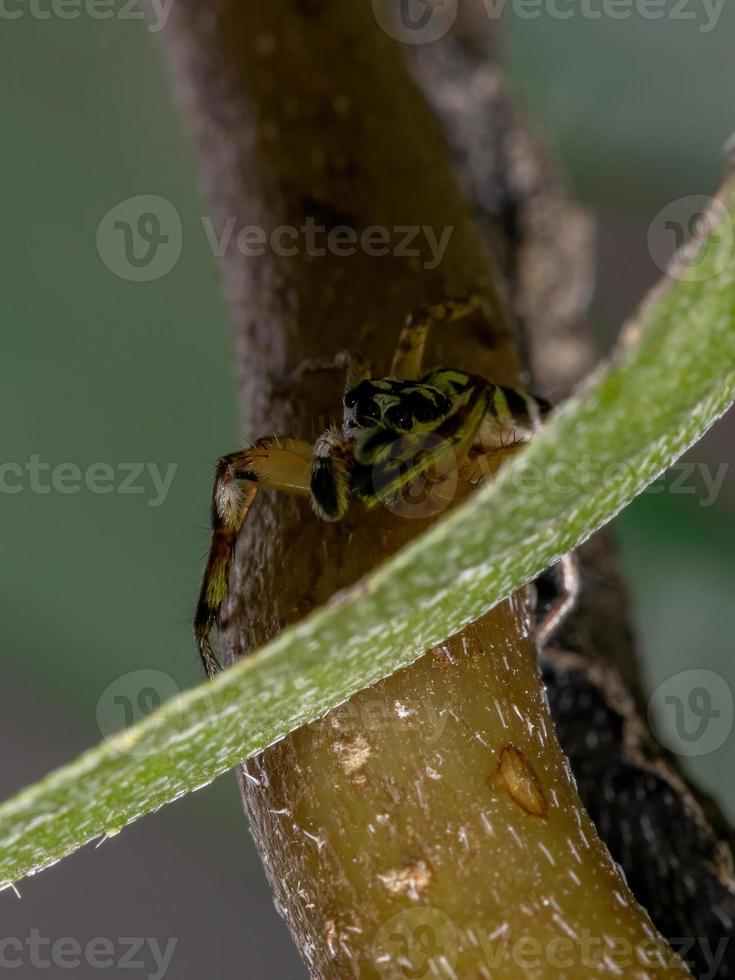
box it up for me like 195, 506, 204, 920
493, 744, 547, 818
333, 734, 371, 785
378, 860, 432, 900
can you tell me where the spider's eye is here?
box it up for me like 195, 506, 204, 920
346, 380, 382, 428
412, 399, 436, 424
386, 405, 413, 430
356, 401, 381, 426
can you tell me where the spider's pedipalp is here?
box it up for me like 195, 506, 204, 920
310, 426, 352, 522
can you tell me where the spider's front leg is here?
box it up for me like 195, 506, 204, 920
390, 293, 492, 380
284, 350, 371, 392
194, 438, 313, 677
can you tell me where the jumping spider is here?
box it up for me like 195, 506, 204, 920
195, 295, 578, 677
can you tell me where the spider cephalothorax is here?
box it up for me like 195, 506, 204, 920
194, 295, 561, 677
343, 378, 454, 437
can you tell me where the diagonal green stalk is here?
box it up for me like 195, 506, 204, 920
1, 184, 734, 893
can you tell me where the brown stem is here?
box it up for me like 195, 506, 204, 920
161, 2, 689, 976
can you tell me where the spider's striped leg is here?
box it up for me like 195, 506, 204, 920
194, 440, 313, 677
390, 293, 492, 380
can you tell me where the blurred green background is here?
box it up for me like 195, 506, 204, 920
0, 4, 733, 977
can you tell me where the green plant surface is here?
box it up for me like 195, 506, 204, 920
1, 183, 734, 894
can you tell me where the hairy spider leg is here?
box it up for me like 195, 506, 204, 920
194, 439, 313, 676
458, 387, 537, 487
460, 442, 523, 486
390, 294, 492, 380
535, 552, 581, 649
288, 350, 372, 391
